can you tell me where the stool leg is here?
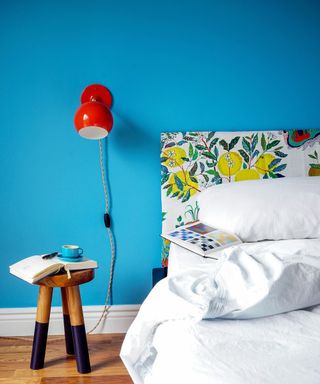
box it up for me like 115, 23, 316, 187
66, 286, 91, 373
30, 286, 53, 370
61, 288, 75, 355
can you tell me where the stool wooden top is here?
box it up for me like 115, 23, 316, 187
36, 269, 94, 288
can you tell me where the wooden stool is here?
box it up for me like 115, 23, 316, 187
30, 269, 94, 373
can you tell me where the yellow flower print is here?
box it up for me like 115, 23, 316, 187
235, 169, 260, 181
163, 239, 171, 247
163, 147, 187, 168
169, 170, 199, 196
217, 152, 242, 176
255, 154, 276, 174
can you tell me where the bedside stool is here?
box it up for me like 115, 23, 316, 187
30, 269, 94, 373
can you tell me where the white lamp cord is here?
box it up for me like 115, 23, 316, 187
87, 139, 116, 334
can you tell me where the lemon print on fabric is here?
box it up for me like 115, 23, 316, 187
218, 152, 242, 176
163, 147, 186, 168
309, 168, 320, 176
255, 154, 275, 174
169, 171, 199, 196
308, 151, 320, 176
235, 169, 260, 181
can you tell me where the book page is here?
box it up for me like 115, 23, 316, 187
65, 258, 98, 270
9, 255, 62, 279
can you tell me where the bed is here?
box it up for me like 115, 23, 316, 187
121, 130, 320, 384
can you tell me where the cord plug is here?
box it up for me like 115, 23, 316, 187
104, 213, 111, 228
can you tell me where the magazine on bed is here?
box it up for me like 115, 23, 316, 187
161, 221, 242, 258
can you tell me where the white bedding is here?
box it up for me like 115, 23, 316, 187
144, 307, 320, 384
198, 177, 320, 241
121, 239, 320, 384
168, 242, 218, 276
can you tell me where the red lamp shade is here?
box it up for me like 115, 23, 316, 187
74, 84, 113, 140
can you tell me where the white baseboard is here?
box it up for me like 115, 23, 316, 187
0, 304, 140, 336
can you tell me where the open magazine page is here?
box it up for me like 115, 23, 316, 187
162, 222, 241, 257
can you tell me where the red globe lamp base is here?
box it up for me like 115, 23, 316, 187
74, 84, 113, 140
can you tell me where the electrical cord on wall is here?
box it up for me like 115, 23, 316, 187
1, 140, 116, 342
87, 139, 116, 334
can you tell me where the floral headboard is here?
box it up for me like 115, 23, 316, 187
160, 129, 320, 266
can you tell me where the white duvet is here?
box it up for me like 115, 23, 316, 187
121, 239, 320, 384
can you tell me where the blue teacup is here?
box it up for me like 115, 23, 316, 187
61, 245, 83, 259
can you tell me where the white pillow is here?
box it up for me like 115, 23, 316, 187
198, 177, 320, 242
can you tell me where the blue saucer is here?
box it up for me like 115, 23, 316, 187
57, 253, 85, 263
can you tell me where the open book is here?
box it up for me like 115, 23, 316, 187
9, 255, 98, 284
162, 221, 242, 258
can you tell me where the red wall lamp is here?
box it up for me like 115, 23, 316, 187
74, 84, 113, 140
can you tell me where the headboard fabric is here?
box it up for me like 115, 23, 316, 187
160, 129, 320, 266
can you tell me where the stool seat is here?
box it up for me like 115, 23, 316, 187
37, 269, 94, 287
30, 269, 94, 374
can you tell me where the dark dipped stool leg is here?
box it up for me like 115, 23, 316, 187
30, 286, 53, 369
61, 287, 75, 355
66, 285, 91, 373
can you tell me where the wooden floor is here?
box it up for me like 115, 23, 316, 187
0, 334, 133, 384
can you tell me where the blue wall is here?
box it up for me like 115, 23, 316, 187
1, 0, 320, 307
